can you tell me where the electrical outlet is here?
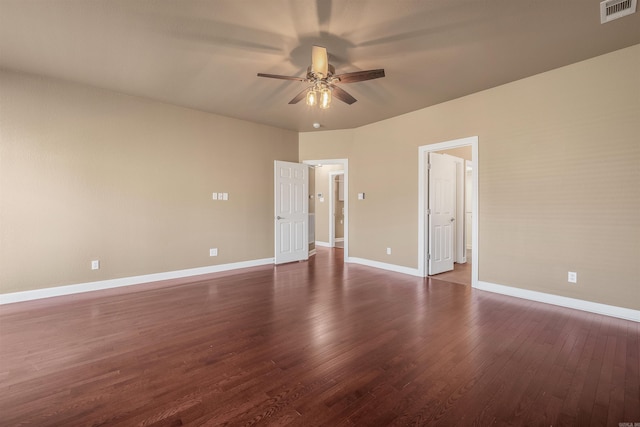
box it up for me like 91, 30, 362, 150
568, 271, 577, 283
212, 192, 218, 200
210, 248, 218, 257
91, 260, 100, 270
386, 247, 392, 255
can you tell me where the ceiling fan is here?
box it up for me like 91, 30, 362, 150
257, 46, 385, 109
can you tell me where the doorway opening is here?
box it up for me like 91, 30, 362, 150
329, 171, 345, 248
418, 137, 478, 288
303, 159, 349, 262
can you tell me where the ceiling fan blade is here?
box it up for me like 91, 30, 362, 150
334, 69, 385, 83
257, 73, 305, 82
330, 85, 357, 105
311, 45, 328, 76
288, 88, 309, 104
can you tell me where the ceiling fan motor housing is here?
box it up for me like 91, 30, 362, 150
307, 64, 336, 81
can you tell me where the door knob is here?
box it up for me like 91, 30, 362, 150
276, 216, 285, 220
450, 217, 455, 222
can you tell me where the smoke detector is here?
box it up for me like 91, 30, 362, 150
600, 0, 637, 23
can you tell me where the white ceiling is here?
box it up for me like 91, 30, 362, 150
1, 0, 638, 132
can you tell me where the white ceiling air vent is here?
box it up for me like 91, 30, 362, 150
600, 0, 637, 23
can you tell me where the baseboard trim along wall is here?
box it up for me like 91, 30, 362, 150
3, 256, 636, 322
315, 241, 332, 248
0, 258, 275, 305
476, 281, 640, 322
346, 257, 422, 277
346, 256, 639, 322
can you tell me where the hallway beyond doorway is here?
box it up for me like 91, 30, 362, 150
429, 250, 472, 286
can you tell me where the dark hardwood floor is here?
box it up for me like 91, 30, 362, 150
0, 248, 638, 426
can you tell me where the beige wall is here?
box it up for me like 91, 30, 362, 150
300, 44, 640, 310
0, 70, 298, 294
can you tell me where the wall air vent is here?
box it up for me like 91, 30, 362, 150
600, 0, 637, 23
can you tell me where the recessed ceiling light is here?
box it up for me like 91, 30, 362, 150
313, 122, 321, 129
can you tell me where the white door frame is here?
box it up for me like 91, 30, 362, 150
303, 159, 349, 261
329, 171, 344, 247
418, 136, 478, 287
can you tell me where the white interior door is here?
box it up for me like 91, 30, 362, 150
428, 152, 456, 275
274, 160, 309, 264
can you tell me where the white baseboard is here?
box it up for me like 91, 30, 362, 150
315, 241, 331, 248
476, 281, 640, 323
309, 249, 317, 256
335, 237, 344, 242
346, 257, 421, 277
6, 258, 635, 323
0, 258, 275, 305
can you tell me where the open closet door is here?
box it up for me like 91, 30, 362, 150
274, 160, 309, 264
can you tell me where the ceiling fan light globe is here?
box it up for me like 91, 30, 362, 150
320, 88, 331, 109
306, 89, 317, 106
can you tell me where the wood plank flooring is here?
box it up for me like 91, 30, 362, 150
0, 248, 638, 426
429, 261, 471, 286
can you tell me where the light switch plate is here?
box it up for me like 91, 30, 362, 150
212, 192, 218, 200
222, 193, 228, 201
358, 193, 365, 200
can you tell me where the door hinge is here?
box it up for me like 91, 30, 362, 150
426, 209, 431, 215
427, 163, 431, 170
427, 253, 431, 260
